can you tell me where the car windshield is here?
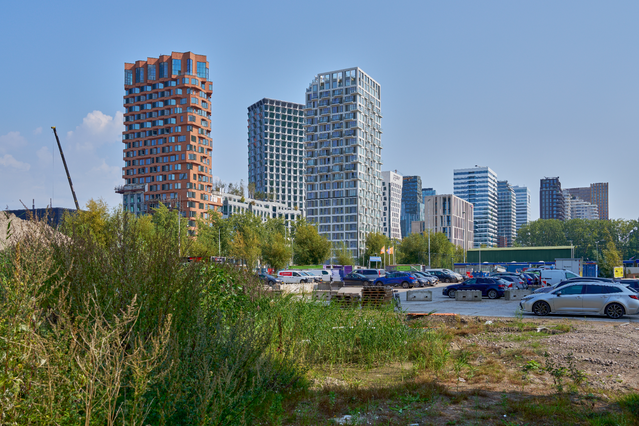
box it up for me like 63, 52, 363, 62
496, 279, 508, 285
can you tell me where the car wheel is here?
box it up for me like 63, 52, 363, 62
605, 303, 625, 319
487, 289, 498, 299
375, 281, 383, 286
402, 281, 409, 289
269, 280, 275, 286
448, 289, 456, 298
533, 301, 551, 316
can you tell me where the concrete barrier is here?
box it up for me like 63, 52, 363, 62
312, 290, 335, 301
281, 283, 315, 294
504, 289, 532, 300
406, 289, 433, 302
455, 290, 482, 301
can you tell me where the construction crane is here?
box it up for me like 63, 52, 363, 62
51, 127, 80, 211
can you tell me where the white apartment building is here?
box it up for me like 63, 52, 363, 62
382, 170, 402, 240
303, 67, 383, 259
453, 166, 498, 248
213, 191, 301, 225
564, 191, 599, 220
247, 98, 305, 211
411, 194, 474, 251
512, 185, 531, 231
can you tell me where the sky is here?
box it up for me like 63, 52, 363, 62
1, 0, 637, 220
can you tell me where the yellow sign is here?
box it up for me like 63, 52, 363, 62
614, 267, 624, 278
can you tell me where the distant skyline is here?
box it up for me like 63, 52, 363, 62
1, 0, 637, 221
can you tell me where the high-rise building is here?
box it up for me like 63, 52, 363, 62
453, 166, 498, 247
422, 188, 436, 197
512, 185, 531, 232
247, 98, 305, 211
540, 177, 565, 221
119, 52, 218, 226
497, 181, 516, 247
412, 194, 474, 251
382, 171, 403, 240
400, 176, 424, 238
565, 183, 609, 220
303, 68, 383, 259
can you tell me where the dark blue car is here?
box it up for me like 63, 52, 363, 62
442, 277, 508, 299
374, 272, 421, 288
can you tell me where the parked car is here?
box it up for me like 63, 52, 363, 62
521, 273, 539, 286
412, 271, 438, 286
620, 279, 639, 292
373, 272, 424, 288
533, 277, 614, 294
357, 269, 387, 280
342, 273, 375, 286
495, 275, 527, 289
520, 282, 639, 319
525, 269, 580, 286
442, 277, 509, 299
424, 269, 459, 283
303, 269, 332, 282
257, 273, 283, 286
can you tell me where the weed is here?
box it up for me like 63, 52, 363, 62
543, 351, 568, 393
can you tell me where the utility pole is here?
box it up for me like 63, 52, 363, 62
427, 198, 431, 268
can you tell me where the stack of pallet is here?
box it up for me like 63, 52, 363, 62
361, 285, 393, 308
331, 292, 361, 308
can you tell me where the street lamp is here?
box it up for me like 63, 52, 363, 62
568, 240, 574, 258
427, 198, 431, 268
595, 240, 604, 263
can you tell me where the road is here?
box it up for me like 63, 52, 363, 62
387, 283, 639, 323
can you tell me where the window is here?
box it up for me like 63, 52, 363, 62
186, 59, 193, 75
558, 285, 584, 295
148, 64, 156, 81
197, 62, 208, 79
124, 69, 133, 85
135, 67, 144, 83
172, 59, 181, 75
159, 62, 168, 78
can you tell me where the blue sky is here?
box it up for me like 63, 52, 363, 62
1, 0, 637, 220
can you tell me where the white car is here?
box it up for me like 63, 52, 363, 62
520, 282, 639, 319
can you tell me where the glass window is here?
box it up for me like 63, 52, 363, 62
135, 67, 144, 83
172, 59, 181, 75
124, 69, 133, 85
585, 285, 605, 295
148, 64, 156, 81
159, 62, 168, 78
566, 272, 578, 279
186, 59, 193, 75
197, 62, 208, 79
558, 285, 584, 295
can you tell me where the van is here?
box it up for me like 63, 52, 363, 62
277, 270, 312, 284
535, 269, 580, 286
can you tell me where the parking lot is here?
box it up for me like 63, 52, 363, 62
390, 283, 639, 323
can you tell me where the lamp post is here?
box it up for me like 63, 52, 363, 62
595, 240, 604, 263
462, 210, 466, 264
568, 240, 574, 258
427, 198, 431, 268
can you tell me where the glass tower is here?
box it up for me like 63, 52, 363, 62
303, 67, 383, 260
247, 98, 305, 210
453, 166, 498, 248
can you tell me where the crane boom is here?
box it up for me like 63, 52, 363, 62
51, 127, 80, 211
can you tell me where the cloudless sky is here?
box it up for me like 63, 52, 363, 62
1, 0, 637, 220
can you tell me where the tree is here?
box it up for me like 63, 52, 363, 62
363, 232, 389, 265
600, 239, 622, 278
228, 212, 263, 271
192, 211, 231, 257
333, 241, 354, 266
261, 232, 292, 272
516, 219, 567, 247
291, 218, 330, 265
397, 233, 428, 265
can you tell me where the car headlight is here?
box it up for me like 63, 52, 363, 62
521, 296, 534, 302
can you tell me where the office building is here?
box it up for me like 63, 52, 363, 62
453, 166, 498, 247
412, 194, 474, 251
565, 182, 609, 220
247, 98, 305, 211
303, 67, 383, 259
512, 185, 531, 232
422, 188, 436, 197
119, 52, 217, 226
382, 170, 403, 240
497, 181, 516, 247
401, 176, 424, 238
540, 177, 565, 221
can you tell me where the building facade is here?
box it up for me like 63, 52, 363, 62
497, 181, 516, 247
247, 98, 305, 211
303, 67, 383, 259
564, 191, 599, 220
382, 170, 403, 240
400, 176, 424, 238
512, 185, 531, 232
565, 183, 609, 220
213, 191, 301, 225
411, 194, 474, 251
422, 188, 436, 197
453, 166, 498, 248
540, 177, 565, 221
120, 52, 218, 226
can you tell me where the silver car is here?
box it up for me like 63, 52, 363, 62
520, 282, 639, 319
